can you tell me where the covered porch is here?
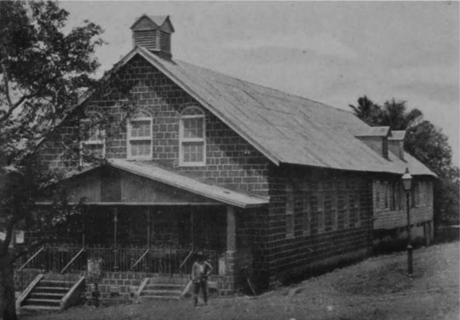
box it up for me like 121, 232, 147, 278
19, 160, 268, 295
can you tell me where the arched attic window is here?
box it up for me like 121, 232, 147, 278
179, 106, 206, 166
127, 112, 152, 160
80, 112, 105, 165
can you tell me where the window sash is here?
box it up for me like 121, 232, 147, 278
80, 120, 105, 165
286, 182, 295, 237
179, 110, 206, 166
128, 118, 152, 159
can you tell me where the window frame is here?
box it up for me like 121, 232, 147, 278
286, 181, 295, 238
179, 106, 206, 167
127, 116, 153, 160
317, 182, 325, 233
79, 118, 106, 166
302, 181, 310, 236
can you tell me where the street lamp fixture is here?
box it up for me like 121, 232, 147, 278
402, 168, 413, 275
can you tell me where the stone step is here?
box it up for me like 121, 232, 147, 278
149, 278, 189, 285
20, 305, 61, 312
34, 286, 69, 294
30, 292, 64, 300
38, 280, 74, 288
141, 289, 181, 296
24, 299, 61, 307
44, 273, 80, 282
141, 295, 180, 300
144, 283, 183, 290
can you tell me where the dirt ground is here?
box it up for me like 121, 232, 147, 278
21, 241, 459, 320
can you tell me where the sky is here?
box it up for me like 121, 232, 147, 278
61, 1, 460, 166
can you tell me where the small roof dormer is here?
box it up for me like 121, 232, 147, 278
355, 126, 391, 159
389, 130, 406, 161
131, 15, 175, 59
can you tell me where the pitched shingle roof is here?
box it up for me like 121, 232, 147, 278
108, 47, 436, 177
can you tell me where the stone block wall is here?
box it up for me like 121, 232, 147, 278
37, 54, 270, 197
264, 165, 374, 287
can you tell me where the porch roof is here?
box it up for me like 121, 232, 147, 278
65, 159, 269, 209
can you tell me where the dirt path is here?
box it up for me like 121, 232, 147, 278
22, 242, 459, 320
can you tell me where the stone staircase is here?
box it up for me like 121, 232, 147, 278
136, 276, 188, 300
17, 273, 85, 313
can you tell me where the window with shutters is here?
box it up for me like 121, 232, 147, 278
179, 106, 206, 166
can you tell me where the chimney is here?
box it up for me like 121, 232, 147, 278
355, 126, 391, 159
388, 130, 406, 161
130, 15, 175, 59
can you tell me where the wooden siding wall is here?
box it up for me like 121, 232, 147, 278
59, 167, 218, 205
373, 177, 434, 230
38, 55, 269, 197
65, 172, 101, 203
262, 165, 373, 287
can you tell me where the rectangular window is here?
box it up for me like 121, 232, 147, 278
375, 181, 380, 210
354, 192, 361, 227
384, 182, 389, 209
180, 110, 206, 166
416, 182, 420, 206
286, 182, 295, 238
412, 182, 419, 208
331, 183, 338, 230
420, 182, 427, 206
128, 118, 152, 159
337, 184, 347, 229
303, 181, 310, 235
390, 182, 396, 211
317, 182, 325, 233
80, 120, 105, 165
349, 190, 360, 227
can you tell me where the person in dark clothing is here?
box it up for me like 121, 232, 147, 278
190, 251, 213, 306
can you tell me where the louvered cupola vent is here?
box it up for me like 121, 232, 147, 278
131, 15, 175, 59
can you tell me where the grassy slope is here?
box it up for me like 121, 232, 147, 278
21, 242, 459, 320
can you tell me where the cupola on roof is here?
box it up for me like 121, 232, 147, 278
130, 14, 174, 59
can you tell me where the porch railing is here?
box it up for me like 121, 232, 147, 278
15, 245, 220, 276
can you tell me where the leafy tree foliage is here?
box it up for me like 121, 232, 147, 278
348, 95, 381, 126
0, 1, 114, 318
349, 96, 459, 226
381, 99, 423, 131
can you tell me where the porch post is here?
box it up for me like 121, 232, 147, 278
191, 207, 194, 251
147, 207, 151, 249
223, 206, 236, 296
227, 206, 236, 252
81, 206, 85, 248
113, 207, 118, 272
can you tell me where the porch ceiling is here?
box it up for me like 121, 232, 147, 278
62, 159, 268, 208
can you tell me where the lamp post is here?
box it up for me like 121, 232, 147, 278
402, 168, 413, 275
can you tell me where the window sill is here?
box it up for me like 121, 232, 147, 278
127, 156, 152, 161
178, 162, 206, 167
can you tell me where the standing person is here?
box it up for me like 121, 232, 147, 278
191, 251, 213, 307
